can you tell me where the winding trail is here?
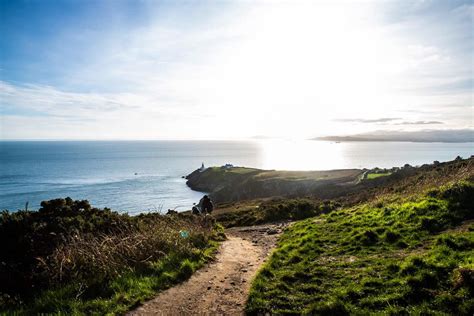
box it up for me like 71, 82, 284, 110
128, 224, 285, 315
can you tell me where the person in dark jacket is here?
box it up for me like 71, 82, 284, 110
201, 195, 214, 214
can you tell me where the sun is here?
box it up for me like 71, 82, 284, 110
185, 1, 403, 139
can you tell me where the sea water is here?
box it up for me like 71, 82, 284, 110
1, 140, 472, 213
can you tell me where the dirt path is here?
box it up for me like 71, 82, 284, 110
128, 223, 286, 316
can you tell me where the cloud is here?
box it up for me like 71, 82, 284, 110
334, 118, 401, 123
394, 120, 444, 125
0, 80, 211, 121
0, 80, 250, 140
1, 1, 472, 139
0, 81, 140, 119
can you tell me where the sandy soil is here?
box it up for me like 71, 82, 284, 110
127, 223, 287, 316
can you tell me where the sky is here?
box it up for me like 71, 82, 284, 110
0, 0, 473, 140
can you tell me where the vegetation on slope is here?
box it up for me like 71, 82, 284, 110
0, 198, 225, 315
366, 172, 392, 180
187, 158, 473, 207
186, 166, 362, 203
340, 157, 473, 206
213, 198, 339, 228
211, 158, 473, 228
246, 181, 474, 315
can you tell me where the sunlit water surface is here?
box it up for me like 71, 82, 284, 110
1, 140, 472, 213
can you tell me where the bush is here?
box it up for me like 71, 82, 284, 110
178, 260, 195, 280
215, 199, 331, 227
384, 230, 401, 243
453, 268, 474, 292
420, 217, 441, 233
436, 235, 473, 251
0, 199, 136, 299
0, 198, 219, 313
360, 230, 378, 245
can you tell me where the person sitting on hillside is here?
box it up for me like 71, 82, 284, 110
191, 195, 214, 214
201, 195, 214, 214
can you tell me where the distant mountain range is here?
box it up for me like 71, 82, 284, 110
313, 129, 474, 143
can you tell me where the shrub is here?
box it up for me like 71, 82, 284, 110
178, 259, 195, 280
453, 268, 474, 292
360, 230, 378, 245
420, 217, 441, 233
385, 230, 401, 243
0, 198, 218, 313
436, 235, 473, 251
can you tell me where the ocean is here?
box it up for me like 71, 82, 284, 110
1, 140, 472, 213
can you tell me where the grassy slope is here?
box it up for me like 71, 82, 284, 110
211, 159, 474, 228
366, 172, 392, 180
342, 158, 474, 206
213, 199, 339, 228
1, 199, 226, 315
246, 181, 474, 315
23, 238, 221, 315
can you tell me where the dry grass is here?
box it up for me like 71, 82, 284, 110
41, 215, 215, 285
1, 200, 223, 314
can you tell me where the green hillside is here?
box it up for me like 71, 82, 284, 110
186, 166, 363, 203
247, 181, 474, 315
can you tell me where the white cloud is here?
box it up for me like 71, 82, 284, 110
1, 1, 472, 139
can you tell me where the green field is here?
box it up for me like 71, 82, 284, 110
247, 181, 474, 315
186, 165, 363, 203
366, 172, 392, 180
209, 166, 260, 174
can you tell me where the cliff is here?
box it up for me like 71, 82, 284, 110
186, 166, 364, 203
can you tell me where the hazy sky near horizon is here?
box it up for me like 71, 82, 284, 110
1, 0, 473, 140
